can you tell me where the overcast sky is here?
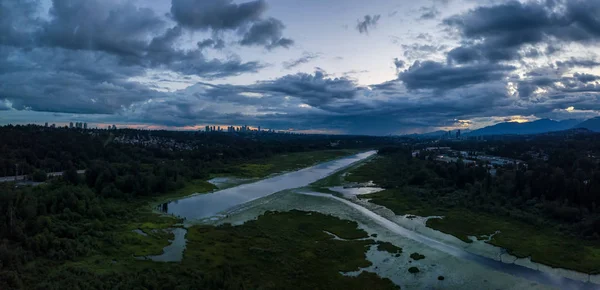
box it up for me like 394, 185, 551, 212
1, 0, 600, 134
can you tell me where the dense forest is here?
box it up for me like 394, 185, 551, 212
0, 124, 393, 178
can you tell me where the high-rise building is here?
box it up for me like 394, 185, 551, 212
456, 129, 461, 139
84, 123, 88, 130
205, 125, 210, 132
44, 122, 48, 127
69, 122, 73, 128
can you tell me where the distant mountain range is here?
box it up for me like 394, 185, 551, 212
576, 117, 600, 132
408, 117, 600, 138
405, 129, 472, 138
468, 119, 582, 136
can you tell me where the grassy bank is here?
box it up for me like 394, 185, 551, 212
226, 149, 360, 178
309, 155, 377, 191
427, 210, 600, 273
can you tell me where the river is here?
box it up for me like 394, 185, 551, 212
158, 150, 376, 221
158, 151, 600, 289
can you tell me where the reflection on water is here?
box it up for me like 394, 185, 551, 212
159, 151, 376, 221
328, 186, 384, 197
208, 177, 251, 189
136, 228, 187, 262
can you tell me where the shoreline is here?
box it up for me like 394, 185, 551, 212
346, 194, 600, 285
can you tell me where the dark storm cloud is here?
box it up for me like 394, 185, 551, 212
574, 73, 600, 83
0, 0, 40, 46
170, 0, 293, 50
283, 53, 321, 70
170, 0, 266, 30
197, 38, 225, 50
0, 0, 274, 116
514, 65, 600, 99
444, 0, 600, 64
1, 0, 264, 79
556, 58, 600, 68
0, 46, 164, 114
402, 44, 448, 60
356, 15, 381, 34
240, 18, 294, 49
41, 0, 165, 58
393, 58, 405, 70
399, 61, 515, 91
446, 46, 481, 64
254, 71, 360, 107
419, 7, 440, 20
115, 0, 600, 134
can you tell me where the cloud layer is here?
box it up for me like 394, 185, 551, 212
2, 0, 600, 134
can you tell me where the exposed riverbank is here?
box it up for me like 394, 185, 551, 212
305, 154, 600, 286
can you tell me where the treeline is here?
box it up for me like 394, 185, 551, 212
0, 124, 393, 178
0, 181, 109, 288
371, 145, 600, 240
0, 180, 250, 289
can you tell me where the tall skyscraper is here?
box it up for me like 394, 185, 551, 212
84, 123, 88, 130
69, 122, 73, 128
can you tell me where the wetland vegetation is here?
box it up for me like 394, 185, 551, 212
376, 241, 403, 256
185, 210, 398, 290
0, 125, 399, 289
409, 253, 425, 260
341, 146, 600, 274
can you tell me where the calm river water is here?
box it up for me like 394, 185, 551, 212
158, 150, 376, 220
